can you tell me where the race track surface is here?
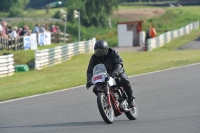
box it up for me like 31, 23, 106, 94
178, 37, 200, 50
0, 63, 200, 133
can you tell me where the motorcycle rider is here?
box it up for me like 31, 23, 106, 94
86, 40, 135, 108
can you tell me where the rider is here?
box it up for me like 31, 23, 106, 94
86, 40, 136, 108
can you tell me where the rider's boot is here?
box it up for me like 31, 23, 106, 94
125, 87, 136, 108
128, 96, 135, 108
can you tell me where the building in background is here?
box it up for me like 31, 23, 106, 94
117, 20, 145, 47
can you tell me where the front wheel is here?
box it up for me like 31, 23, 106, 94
97, 93, 114, 124
125, 101, 138, 120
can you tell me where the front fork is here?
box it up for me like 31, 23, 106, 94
106, 85, 111, 107
97, 85, 111, 107
100, 85, 123, 114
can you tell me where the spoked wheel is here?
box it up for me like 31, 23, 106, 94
97, 93, 114, 124
125, 101, 138, 120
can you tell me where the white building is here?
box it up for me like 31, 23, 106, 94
118, 20, 145, 47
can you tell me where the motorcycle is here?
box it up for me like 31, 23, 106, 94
91, 63, 138, 124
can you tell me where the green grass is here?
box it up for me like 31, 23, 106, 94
176, 6, 200, 15
0, 28, 200, 102
118, 5, 157, 10
22, 7, 63, 18
123, 50, 200, 75
142, 6, 200, 35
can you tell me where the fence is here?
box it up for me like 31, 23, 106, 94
147, 21, 200, 51
0, 54, 15, 78
0, 32, 71, 51
1, 18, 62, 23
51, 32, 71, 43
0, 37, 24, 51
35, 38, 96, 70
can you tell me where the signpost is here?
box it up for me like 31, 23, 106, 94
60, 9, 67, 43
74, 10, 81, 42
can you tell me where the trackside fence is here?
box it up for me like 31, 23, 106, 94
35, 38, 96, 70
0, 32, 71, 51
147, 21, 200, 51
0, 54, 15, 78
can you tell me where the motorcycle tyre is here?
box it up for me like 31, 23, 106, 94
125, 102, 138, 120
97, 92, 114, 124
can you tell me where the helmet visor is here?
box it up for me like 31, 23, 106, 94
94, 49, 107, 57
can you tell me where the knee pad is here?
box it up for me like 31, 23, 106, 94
118, 73, 128, 85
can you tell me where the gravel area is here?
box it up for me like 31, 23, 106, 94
114, 8, 166, 22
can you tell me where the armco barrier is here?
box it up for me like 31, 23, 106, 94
35, 38, 96, 70
0, 54, 15, 78
147, 21, 199, 51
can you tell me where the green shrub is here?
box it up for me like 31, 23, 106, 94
142, 8, 200, 35
0, 12, 8, 18
52, 10, 61, 19
9, 7, 24, 17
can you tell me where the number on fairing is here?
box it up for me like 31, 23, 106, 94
93, 75, 103, 82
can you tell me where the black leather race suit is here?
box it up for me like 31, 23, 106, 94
86, 48, 134, 99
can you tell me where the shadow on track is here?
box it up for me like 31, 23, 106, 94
0, 121, 107, 129
0, 119, 135, 129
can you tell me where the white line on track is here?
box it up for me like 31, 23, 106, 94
1, 62, 200, 105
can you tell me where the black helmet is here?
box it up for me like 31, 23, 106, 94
94, 40, 109, 57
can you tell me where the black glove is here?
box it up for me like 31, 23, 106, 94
112, 71, 118, 78
86, 81, 92, 89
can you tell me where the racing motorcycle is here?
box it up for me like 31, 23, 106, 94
91, 63, 138, 124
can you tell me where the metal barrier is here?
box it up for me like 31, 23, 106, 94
147, 21, 200, 51
0, 54, 15, 78
35, 38, 96, 70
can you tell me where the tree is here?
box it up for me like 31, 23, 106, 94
66, 0, 119, 27
0, 0, 29, 17
8, 0, 30, 17
0, 0, 29, 12
0, 0, 15, 12
27, 0, 59, 9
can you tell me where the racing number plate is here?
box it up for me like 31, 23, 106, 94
93, 74, 105, 83
93, 74, 103, 82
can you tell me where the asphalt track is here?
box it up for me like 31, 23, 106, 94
178, 37, 200, 50
0, 63, 200, 133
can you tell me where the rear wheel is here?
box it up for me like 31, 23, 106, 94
97, 93, 114, 124
125, 101, 138, 120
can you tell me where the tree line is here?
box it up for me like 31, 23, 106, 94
0, 0, 29, 16
0, 0, 177, 27
125, 0, 177, 2
0, 0, 177, 12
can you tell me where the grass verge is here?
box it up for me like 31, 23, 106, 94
0, 29, 200, 102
